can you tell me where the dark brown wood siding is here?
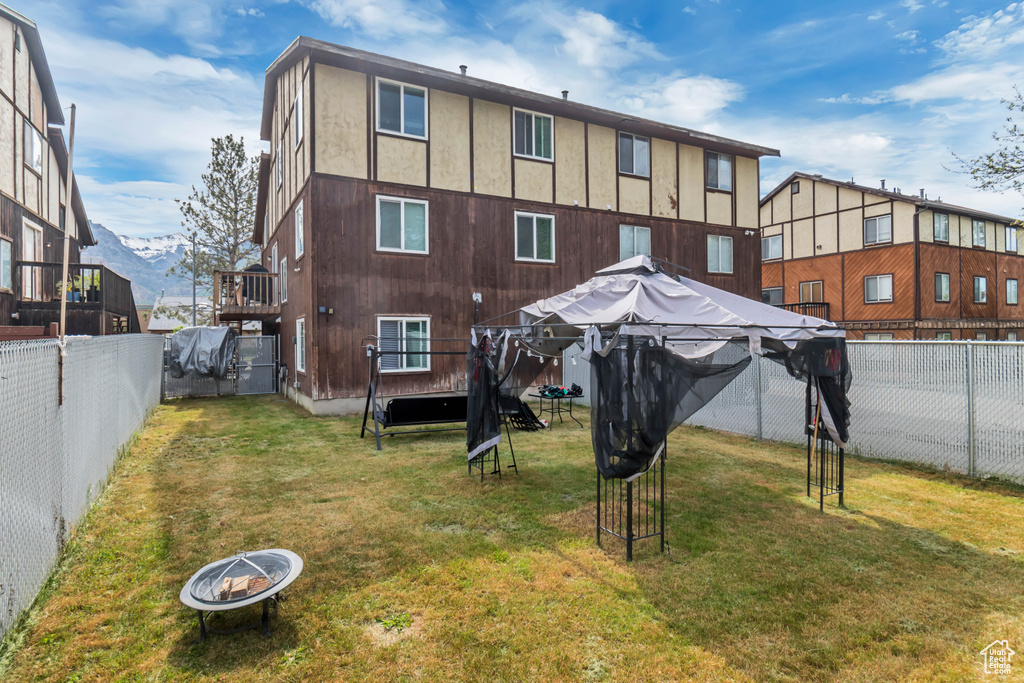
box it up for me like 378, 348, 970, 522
996, 253, 1024, 321
959, 248, 997, 320
918, 243, 962, 321
307, 174, 760, 400
778, 254, 844, 320
841, 244, 915, 322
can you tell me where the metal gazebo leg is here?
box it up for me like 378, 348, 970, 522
626, 479, 633, 562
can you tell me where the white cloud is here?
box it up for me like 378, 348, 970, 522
895, 29, 920, 42
889, 62, 1023, 103
901, 0, 924, 12
308, 0, 447, 38
682, 6, 697, 15
934, 2, 1024, 62
618, 75, 744, 129
557, 9, 660, 70
868, 11, 885, 21
76, 177, 190, 237
235, 7, 265, 18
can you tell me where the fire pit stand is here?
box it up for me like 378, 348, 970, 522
179, 549, 303, 643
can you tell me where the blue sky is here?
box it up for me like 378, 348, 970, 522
18, 0, 1024, 237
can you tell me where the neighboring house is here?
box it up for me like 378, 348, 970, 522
232, 38, 779, 413
135, 303, 152, 333
151, 294, 258, 335
760, 172, 1023, 340
0, 3, 137, 335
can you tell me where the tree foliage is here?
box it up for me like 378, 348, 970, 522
169, 134, 260, 291
961, 88, 1024, 226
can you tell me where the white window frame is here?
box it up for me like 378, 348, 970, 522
513, 108, 554, 161
24, 121, 43, 175
295, 199, 304, 258
293, 88, 303, 149
936, 331, 953, 341
935, 272, 950, 303
376, 316, 431, 373
864, 274, 893, 303
271, 243, 279, 299
514, 211, 556, 263
376, 77, 428, 140
799, 280, 823, 303
864, 215, 892, 245
1008, 331, 1019, 341
1007, 278, 1018, 306
761, 234, 782, 261
974, 276, 987, 303
933, 213, 949, 242
972, 219, 986, 247
707, 234, 733, 274
0, 238, 11, 291
1006, 225, 1018, 253
375, 195, 429, 254
280, 256, 288, 303
275, 142, 282, 188
762, 287, 783, 305
295, 317, 306, 373
618, 132, 650, 177
619, 224, 651, 261
865, 333, 894, 341
976, 331, 988, 341
705, 152, 732, 191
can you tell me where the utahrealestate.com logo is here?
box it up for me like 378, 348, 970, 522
981, 640, 1015, 675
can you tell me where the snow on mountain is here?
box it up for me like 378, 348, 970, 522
118, 232, 190, 264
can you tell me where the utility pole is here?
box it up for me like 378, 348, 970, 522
191, 231, 197, 327
58, 104, 76, 342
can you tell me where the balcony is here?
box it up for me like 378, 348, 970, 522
774, 302, 831, 321
15, 262, 139, 334
213, 270, 280, 324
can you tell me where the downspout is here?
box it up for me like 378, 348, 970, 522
913, 205, 926, 339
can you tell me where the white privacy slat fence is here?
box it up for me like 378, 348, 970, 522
0, 335, 164, 639
563, 341, 1024, 480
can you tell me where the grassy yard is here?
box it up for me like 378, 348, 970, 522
3, 396, 1024, 682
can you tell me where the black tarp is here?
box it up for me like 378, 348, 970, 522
168, 327, 238, 379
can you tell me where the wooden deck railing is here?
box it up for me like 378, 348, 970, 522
213, 270, 280, 323
774, 302, 831, 320
16, 261, 135, 319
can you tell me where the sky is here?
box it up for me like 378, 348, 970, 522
16, 0, 1024, 238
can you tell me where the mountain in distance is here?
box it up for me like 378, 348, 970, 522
81, 222, 193, 305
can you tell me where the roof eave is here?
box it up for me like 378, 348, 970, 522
0, 3, 64, 125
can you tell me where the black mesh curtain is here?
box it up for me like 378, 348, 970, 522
590, 337, 751, 480
765, 337, 851, 445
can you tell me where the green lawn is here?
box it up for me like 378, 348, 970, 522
3, 396, 1024, 682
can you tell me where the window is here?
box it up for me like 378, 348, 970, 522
707, 235, 733, 274
972, 219, 986, 247
705, 152, 732, 191
295, 199, 304, 257
271, 242, 279, 298
514, 109, 553, 161
377, 79, 427, 138
863, 215, 892, 245
761, 234, 782, 260
293, 89, 303, 148
936, 331, 953, 341
376, 196, 428, 254
1008, 278, 1018, 305
275, 143, 282, 188
619, 225, 651, 261
791, 181, 800, 194
762, 287, 783, 305
800, 281, 823, 303
296, 318, 306, 373
933, 213, 949, 242
24, 121, 43, 175
515, 211, 555, 262
618, 133, 650, 177
0, 239, 11, 290
59, 205, 66, 232
976, 331, 988, 341
1009, 331, 1019, 342
974, 276, 987, 303
865, 333, 894, 341
1007, 226, 1018, 253
280, 257, 288, 302
935, 273, 950, 302
864, 274, 893, 303
377, 317, 430, 372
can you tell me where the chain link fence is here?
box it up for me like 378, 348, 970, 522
0, 335, 163, 638
161, 335, 278, 399
564, 341, 1024, 481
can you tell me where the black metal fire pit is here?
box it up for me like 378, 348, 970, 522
179, 549, 302, 642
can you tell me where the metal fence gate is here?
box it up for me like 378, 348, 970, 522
162, 335, 278, 399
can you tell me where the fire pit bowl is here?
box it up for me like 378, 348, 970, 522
180, 549, 302, 642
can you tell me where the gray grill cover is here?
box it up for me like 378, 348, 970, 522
168, 327, 238, 379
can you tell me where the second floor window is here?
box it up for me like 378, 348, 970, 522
619, 225, 651, 261
0, 239, 10, 290
275, 143, 282, 188
378, 79, 427, 138
294, 89, 303, 148
864, 215, 892, 245
707, 235, 733, 274
1007, 225, 1018, 253
974, 276, 987, 303
935, 273, 950, 302
705, 152, 732, 191
514, 109, 552, 161
377, 196, 428, 254
280, 257, 288, 302
761, 234, 782, 260
515, 211, 555, 262
864, 274, 893, 303
378, 317, 430, 371
1008, 278, 1018, 305
972, 220, 986, 247
295, 199, 305, 257
24, 121, 43, 174
933, 213, 949, 242
296, 318, 306, 372
618, 133, 650, 176
800, 281, 823, 303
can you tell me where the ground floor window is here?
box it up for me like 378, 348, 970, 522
762, 287, 783, 305
296, 317, 306, 373
619, 225, 651, 261
1008, 331, 1019, 341
0, 238, 11, 290
936, 331, 952, 341
515, 211, 555, 262
707, 235, 733, 274
976, 331, 988, 341
377, 317, 430, 371
865, 333, 894, 341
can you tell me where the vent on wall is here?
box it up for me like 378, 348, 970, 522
791, 181, 800, 194
13, 27, 19, 53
